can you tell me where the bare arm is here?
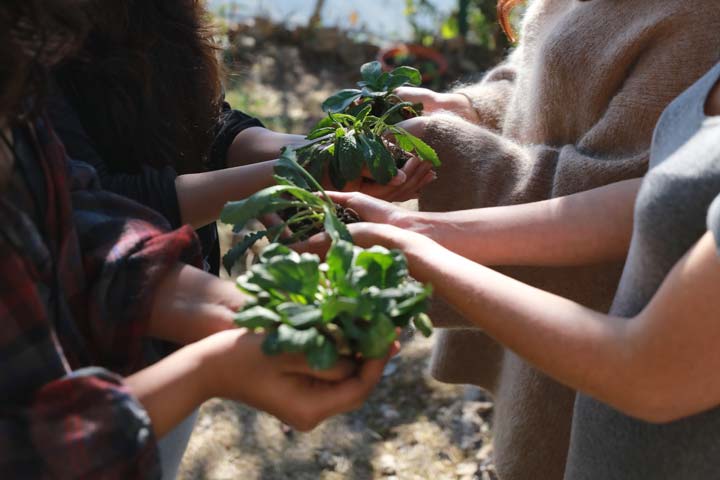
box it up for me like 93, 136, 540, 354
175, 160, 276, 229
343, 224, 720, 423
326, 178, 640, 267
226, 127, 307, 167
130, 262, 391, 437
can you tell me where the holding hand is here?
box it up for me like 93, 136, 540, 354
199, 329, 395, 431
395, 86, 478, 122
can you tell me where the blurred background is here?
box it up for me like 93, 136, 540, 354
209, 0, 511, 133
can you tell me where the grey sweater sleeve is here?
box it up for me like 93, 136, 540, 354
47, 93, 183, 228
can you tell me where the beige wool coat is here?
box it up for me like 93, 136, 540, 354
418, 1, 720, 479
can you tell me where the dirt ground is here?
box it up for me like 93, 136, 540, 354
178, 39, 498, 480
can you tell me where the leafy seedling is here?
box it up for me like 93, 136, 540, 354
295, 62, 441, 191
322, 61, 424, 123
233, 240, 433, 370
220, 149, 360, 275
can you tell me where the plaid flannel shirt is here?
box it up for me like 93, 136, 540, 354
0, 115, 200, 478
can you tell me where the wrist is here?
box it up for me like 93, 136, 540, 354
446, 92, 480, 122
195, 328, 257, 400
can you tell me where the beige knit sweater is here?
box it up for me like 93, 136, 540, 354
418, 1, 720, 479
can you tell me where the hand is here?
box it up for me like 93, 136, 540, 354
148, 265, 246, 345
200, 329, 395, 431
395, 86, 475, 120
342, 155, 436, 202
325, 191, 411, 226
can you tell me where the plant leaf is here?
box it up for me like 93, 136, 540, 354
358, 314, 397, 358
323, 205, 353, 243
326, 239, 354, 285
277, 303, 323, 328
407, 133, 441, 167
360, 61, 383, 86
223, 230, 268, 275
234, 306, 281, 329
359, 134, 398, 185
390, 66, 422, 86
306, 334, 339, 370
277, 324, 321, 353
322, 89, 362, 113
412, 313, 434, 337
220, 185, 309, 228
336, 132, 364, 182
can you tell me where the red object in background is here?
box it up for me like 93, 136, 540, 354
378, 44, 448, 83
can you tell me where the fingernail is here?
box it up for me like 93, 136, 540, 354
390, 170, 407, 185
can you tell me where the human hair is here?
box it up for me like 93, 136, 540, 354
0, 0, 88, 124
55, 0, 223, 175
497, 0, 524, 43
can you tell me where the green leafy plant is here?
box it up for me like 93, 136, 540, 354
221, 157, 434, 370
294, 61, 440, 191
220, 150, 358, 274
322, 61, 423, 120
232, 236, 433, 370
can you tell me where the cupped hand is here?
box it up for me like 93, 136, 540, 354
341, 154, 436, 202
203, 329, 396, 431
326, 191, 409, 225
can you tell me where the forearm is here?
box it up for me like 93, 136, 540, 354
148, 264, 245, 345
226, 127, 307, 167
402, 238, 636, 414
404, 179, 640, 266
398, 231, 720, 422
175, 160, 276, 228
125, 340, 212, 437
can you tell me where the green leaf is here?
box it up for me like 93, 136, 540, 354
323, 205, 353, 243
277, 324, 321, 353
412, 313, 434, 337
263, 254, 321, 299
259, 243, 298, 263
390, 66, 422, 86
220, 185, 309, 228
358, 314, 397, 358
321, 295, 360, 322
326, 239, 354, 285
306, 126, 336, 140
407, 133, 441, 167
328, 152, 347, 190
360, 87, 387, 99
322, 89, 363, 113
393, 132, 415, 154
359, 134, 398, 185
336, 132, 364, 182
223, 230, 269, 275
354, 104, 373, 125
277, 303, 323, 328
306, 335, 339, 370
385, 75, 412, 92
262, 329, 283, 355
234, 306, 281, 329
360, 61, 383, 85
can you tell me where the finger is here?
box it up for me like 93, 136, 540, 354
258, 213, 293, 239
388, 169, 407, 186
384, 162, 435, 202
289, 231, 332, 258
399, 155, 420, 180
325, 191, 356, 206
301, 355, 390, 418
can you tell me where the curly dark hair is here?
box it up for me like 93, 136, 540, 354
0, 0, 88, 124
55, 0, 223, 175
